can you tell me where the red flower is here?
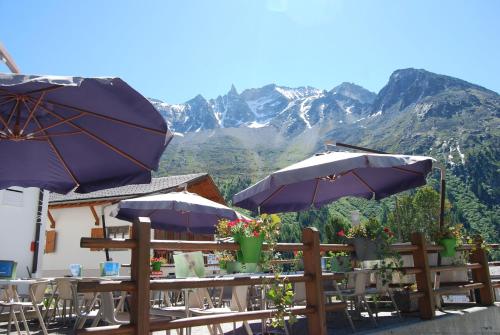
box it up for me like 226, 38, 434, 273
253, 231, 260, 237
337, 230, 345, 237
383, 227, 390, 233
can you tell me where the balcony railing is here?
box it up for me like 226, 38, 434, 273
76, 217, 498, 335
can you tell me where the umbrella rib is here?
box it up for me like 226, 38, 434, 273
42, 98, 168, 136
311, 178, 320, 206
258, 185, 285, 208
4, 98, 19, 132
20, 93, 45, 134
29, 131, 83, 139
36, 103, 153, 171
0, 111, 11, 133
32, 115, 80, 188
0, 96, 15, 106
351, 170, 376, 195
26, 110, 85, 136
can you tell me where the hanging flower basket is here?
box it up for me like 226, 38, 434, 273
235, 233, 265, 263
151, 261, 162, 271
350, 237, 381, 261
439, 238, 457, 257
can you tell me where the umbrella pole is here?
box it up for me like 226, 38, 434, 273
439, 167, 446, 231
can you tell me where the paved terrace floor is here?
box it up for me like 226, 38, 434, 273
3, 304, 499, 335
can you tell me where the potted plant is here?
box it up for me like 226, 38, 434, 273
150, 256, 166, 273
346, 218, 384, 261
436, 224, 462, 257
216, 214, 281, 270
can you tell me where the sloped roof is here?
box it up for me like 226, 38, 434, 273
49, 173, 207, 204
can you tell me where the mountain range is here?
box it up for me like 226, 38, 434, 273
151, 68, 499, 244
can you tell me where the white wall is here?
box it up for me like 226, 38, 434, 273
42, 203, 134, 277
0, 187, 47, 279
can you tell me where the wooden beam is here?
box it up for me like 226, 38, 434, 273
47, 210, 56, 229
49, 200, 113, 209
0, 42, 20, 73
89, 205, 100, 226
411, 232, 435, 319
303, 227, 327, 335
130, 217, 151, 334
470, 236, 495, 305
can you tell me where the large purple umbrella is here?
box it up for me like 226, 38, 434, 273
0, 73, 172, 194
233, 151, 435, 213
111, 191, 247, 234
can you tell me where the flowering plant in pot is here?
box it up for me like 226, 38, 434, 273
346, 218, 385, 261
347, 217, 402, 284
216, 214, 281, 266
436, 223, 463, 257
150, 257, 166, 272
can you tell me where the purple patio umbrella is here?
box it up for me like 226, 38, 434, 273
233, 151, 435, 213
0, 73, 172, 194
111, 191, 247, 234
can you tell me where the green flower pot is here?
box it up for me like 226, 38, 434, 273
439, 238, 457, 257
151, 262, 162, 271
226, 261, 241, 274
235, 234, 264, 263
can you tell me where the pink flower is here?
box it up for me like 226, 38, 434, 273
337, 230, 345, 237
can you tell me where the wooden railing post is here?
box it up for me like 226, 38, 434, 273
470, 236, 494, 305
410, 232, 435, 319
130, 217, 151, 334
302, 227, 327, 335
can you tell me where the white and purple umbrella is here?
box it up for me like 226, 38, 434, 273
111, 191, 247, 234
0, 73, 172, 194
233, 151, 435, 213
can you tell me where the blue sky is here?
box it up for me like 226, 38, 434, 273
1, 0, 499, 103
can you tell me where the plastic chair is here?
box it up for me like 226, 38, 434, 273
11, 280, 50, 335
189, 286, 253, 335
51, 278, 78, 323
73, 279, 102, 330
0, 286, 31, 335
365, 273, 402, 320
327, 270, 376, 329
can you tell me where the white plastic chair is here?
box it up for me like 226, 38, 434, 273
0, 285, 31, 335
189, 286, 253, 335
50, 278, 78, 323
365, 273, 402, 320
329, 270, 376, 328
10, 280, 50, 335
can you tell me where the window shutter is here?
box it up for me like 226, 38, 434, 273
90, 228, 104, 251
45, 230, 57, 253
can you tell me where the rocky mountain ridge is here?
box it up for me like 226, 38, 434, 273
150, 80, 376, 136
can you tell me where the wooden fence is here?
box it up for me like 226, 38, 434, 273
76, 217, 498, 335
